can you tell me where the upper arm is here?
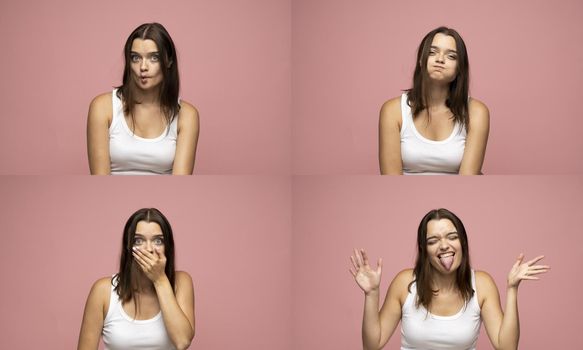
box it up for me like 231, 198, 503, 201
459, 99, 490, 175
175, 271, 195, 335
172, 101, 199, 175
77, 277, 110, 350
87, 93, 112, 175
476, 270, 503, 349
377, 269, 411, 348
379, 97, 404, 175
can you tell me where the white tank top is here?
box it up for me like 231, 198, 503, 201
109, 89, 178, 175
102, 276, 176, 350
400, 93, 466, 175
401, 270, 481, 350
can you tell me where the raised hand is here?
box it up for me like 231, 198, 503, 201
507, 253, 550, 289
132, 246, 167, 283
350, 248, 383, 295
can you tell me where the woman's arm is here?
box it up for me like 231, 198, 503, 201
77, 277, 110, 350
379, 98, 403, 175
87, 94, 112, 175
478, 255, 550, 350
350, 249, 405, 349
459, 99, 489, 175
133, 247, 195, 350
172, 101, 200, 175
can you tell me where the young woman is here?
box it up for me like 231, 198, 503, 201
350, 208, 549, 350
87, 23, 199, 175
379, 27, 489, 175
78, 208, 195, 350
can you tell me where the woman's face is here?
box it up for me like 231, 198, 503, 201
426, 218, 462, 274
425, 33, 458, 84
132, 220, 165, 255
130, 39, 164, 91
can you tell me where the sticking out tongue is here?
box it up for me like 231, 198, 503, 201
439, 255, 454, 271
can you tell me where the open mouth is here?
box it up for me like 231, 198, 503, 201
438, 252, 455, 271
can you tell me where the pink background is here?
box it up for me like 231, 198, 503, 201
0, 0, 290, 175
292, 0, 583, 174
0, 176, 292, 349
292, 176, 583, 349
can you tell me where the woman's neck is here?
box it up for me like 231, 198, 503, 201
425, 82, 450, 110
134, 86, 161, 106
431, 271, 457, 293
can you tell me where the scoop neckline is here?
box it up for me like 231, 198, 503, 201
120, 112, 169, 143
118, 302, 162, 323
409, 116, 459, 145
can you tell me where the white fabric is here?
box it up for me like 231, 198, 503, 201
102, 276, 176, 350
109, 89, 178, 175
400, 93, 466, 175
401, 270, 481, 350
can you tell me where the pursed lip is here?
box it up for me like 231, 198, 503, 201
433, 65, 445, 70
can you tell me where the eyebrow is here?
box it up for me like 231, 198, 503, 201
430, 46, 457, 54
426, 231, 458, 240
130, 51, 160, 56
134, 233, 164, 238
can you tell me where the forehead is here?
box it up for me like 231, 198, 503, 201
135, 220, 162, 236
426, 218, 456, 237
430, 33, 457, 50
131, 38, 159, 53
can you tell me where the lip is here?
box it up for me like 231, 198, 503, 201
437, 251, 455, 258
433, 65, 445, 70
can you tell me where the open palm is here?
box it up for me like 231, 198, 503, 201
350, 248, 382, 294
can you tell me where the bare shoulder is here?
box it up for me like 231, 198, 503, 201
475, 270, 499, 300
88, 92, 113, 124
391, 269, 414, 290
380, 96, 403, 129
88, 276, 113, 305
178, 100, 200, 121
175, 271, 194, 287
468, 98, 490, 124
177, 100, 200, 130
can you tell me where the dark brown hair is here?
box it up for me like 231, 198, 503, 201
114, 208, 176, 314
116, 23, 180, 128
406, 27, 470, 131
409, 208, 474, 311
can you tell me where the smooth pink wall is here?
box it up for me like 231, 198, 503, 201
292, 0, 583, 174
292, 176, 582, 349
0, 176, 292, 349
0, 0, 290, 174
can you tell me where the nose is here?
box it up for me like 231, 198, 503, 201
435, 53, 445, 64
145, 240, 154, 252
140, 59, 149, 71
438, 238, 449, 250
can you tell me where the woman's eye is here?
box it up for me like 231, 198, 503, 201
131, 55, 140, 62
154, 238, 164, 245
150, 55, 160, 62
133, 238, 143, 245
448, 55, 457, 60
448, 235, 458, 240
427, 240, 436, 245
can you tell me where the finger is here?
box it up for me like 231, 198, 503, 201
349, 268, 357, 277
354, 248, 362, 267
377, 258, 383, 274
350, 255, 359, 270
132, 251, 148, 271
513, 253, 524, 268
355, 248, 364, 266
521, 276, 540, 280
155, 247, 165, 258
361, 249, 370, 267
526, 255, 545, 266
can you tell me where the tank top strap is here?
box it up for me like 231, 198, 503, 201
110, 89, 123, 131
400, 93, 412, 135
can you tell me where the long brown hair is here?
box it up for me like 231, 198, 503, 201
409, 208, 474, 310
116, 23, 180, 128
114, 208, 176, 314
406, 27, 470, 131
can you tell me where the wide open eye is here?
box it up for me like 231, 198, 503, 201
130, 54, 141, 63
133, 237, 144, 246
153, 237, 164, 245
